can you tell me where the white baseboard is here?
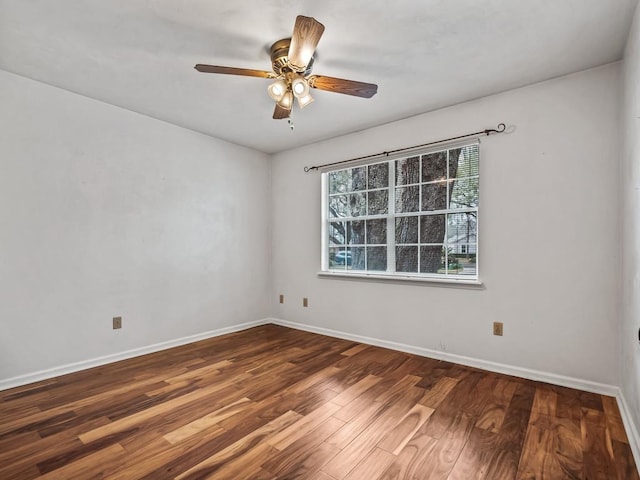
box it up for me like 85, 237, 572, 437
267, 317, 619, 396
5, 317, 618, 397
0, 319, 269, 392
617, 390, 640, 472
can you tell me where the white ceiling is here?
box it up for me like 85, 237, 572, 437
0, 0, 637, 154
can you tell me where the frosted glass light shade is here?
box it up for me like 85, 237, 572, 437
268, 79, 287, 101
297, 93, 314, 109
277, 90, 293, 109
291, 76, 310, 98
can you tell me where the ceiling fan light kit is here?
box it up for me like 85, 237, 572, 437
297, 92, 314, 109
291, 75, 309, 97
277, 90, 294, 110
267, 79, 288, 101
195, 15, 378, 121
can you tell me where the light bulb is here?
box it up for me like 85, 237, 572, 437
291, 76, 310, 98
267, 79, 287, 101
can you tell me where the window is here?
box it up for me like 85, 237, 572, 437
322, 143, 479, 280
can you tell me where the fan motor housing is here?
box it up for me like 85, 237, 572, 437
270, 38, 314, 76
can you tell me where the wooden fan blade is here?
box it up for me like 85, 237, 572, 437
308, 75, 378, 98
273, 103, 291, 119
288, 16, 325, 71
194, 64, 275, 78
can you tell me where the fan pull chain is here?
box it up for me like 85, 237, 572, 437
288, 118, 294, 131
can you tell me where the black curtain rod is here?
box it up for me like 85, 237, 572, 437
303, 122, 506, 172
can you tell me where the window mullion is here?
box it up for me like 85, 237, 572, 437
387, 159, 396, 273
418, 155, 422, 274
445, 149, 449, 275
321, 173, 328, 270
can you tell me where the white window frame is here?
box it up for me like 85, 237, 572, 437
319, 140, 481, 286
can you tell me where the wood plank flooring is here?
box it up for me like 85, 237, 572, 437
0, 324, 637, 479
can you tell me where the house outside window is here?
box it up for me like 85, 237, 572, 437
322, 142, 479, 281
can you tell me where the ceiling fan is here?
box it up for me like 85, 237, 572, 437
195, 15, 378, 120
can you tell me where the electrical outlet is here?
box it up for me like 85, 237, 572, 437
303, 297, 308, 307
113, 316, 122, 329
279, 294, 284, 304
493, 322, 503, 336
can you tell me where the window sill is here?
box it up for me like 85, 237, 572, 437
317, 271, 484, 288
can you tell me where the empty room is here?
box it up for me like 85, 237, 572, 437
1, 1, 640, 479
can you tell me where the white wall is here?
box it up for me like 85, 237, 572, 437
622, 3, 640, 445
0, 70, 271, 382
271, 63, 621, 386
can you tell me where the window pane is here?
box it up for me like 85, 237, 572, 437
452, 145, 479, 178
396, 246, 418, 272
420, 245, 444, 274
443, 251, 464, 274
421, 183, 448, 211
349, 193, 366, 217
395, 186, 419, 213
422, 151, 448, 182
329, 222, 346, 245
347, 221, 365, 244
395, 156, 420, 185
328, 170, 349, 194
349, 247, 365, 270
420, 214, 446, 244
368, 189, 389, 215
368, 163, 388, 189
447, 212, 478, 244
329, 195, 349, 218
367, 247, 387, 271
329, 247, 347, 269
366, 219, 386, 244
450, 177, 478, 209
447, 213, 477, 243
351, 167, 367, 191
448, 247, 477, 276
395, 216, 418, 244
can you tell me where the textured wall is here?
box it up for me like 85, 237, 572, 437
272, 64, 621, 386
0, 71, 271, 381
621, 1, 640, 451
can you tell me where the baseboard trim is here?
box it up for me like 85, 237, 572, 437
0, 319, 269, 392
267, 318, 619, 396
617, 390, 640, 472
5, 317, 617, 397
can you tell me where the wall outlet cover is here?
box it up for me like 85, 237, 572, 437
493, 322, 503, 336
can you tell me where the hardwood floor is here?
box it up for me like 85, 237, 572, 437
0, 324, 637, 479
